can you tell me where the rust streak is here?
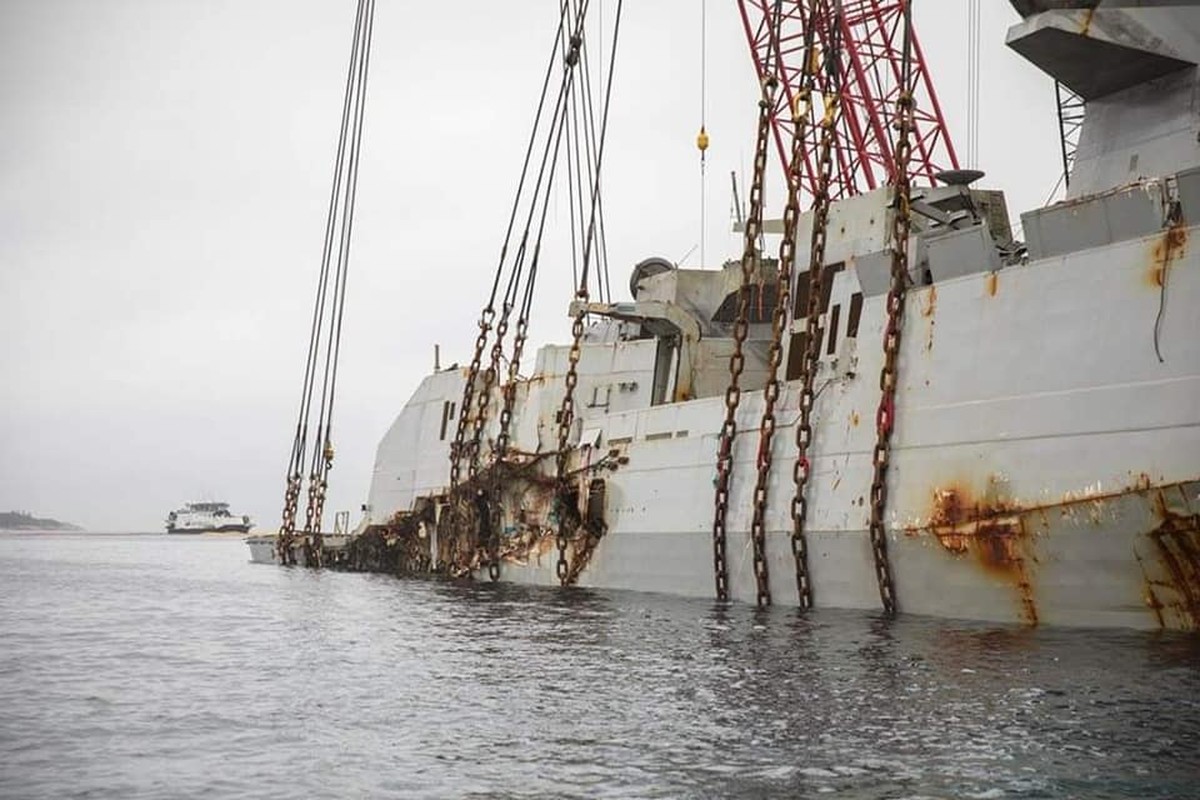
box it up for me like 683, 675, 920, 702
985, 271, 998, 297
921, 285, 937, 318
921, 286, 936, 352
1135, 548, 1167, 629
908, 476, 1200, 631
916, 485, 1039, 625
1148, 223, 1186, 288
1147, 510, 1200, 630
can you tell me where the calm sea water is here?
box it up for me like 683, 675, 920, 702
0, 534, 1197, 799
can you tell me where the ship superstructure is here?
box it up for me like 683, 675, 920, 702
300, 1, 1198, 629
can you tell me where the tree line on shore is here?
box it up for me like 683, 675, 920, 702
0, 511, 83, 531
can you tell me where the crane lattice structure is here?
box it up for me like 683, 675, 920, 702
737, 0, 959, 203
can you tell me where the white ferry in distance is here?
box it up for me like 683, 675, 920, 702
165, 502, 252, 534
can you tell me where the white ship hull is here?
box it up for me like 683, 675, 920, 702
245, 535, 279, 564
166, 502, 252, 535
168, 523, 252, 535
348, 5, 1200, 630
363, 218, 1200, 630
245, 533, 351, 566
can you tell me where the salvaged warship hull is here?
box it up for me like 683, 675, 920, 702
353, 3, 1200, 630
363, 210, 1199, 630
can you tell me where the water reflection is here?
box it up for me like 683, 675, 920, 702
1, 535, 1197, 799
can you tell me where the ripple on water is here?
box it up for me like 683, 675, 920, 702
0, 534, 1198, 799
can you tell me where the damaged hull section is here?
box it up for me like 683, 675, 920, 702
351, 197, 1199, 629
900, 478, 1200, 630
344, 4, 1200, 629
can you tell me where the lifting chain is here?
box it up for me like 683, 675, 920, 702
449, 306, 496, 491
442, 306, 495, 578
464, 302, 514, 580
486, 501, 502, 583
494, 312, 530, 464
457, 1, 590, 580
469, 302, 515, 483
488, 310, 533, 583
790, 3, 840, 610
553, 300, 588, 585
276, 0, 372, 572
549, 2, 600, 588
712, 70, 778, 603
277, 472, 302, 565
865, 2, 915, 617
301, 439, 334, 568
746, 0, 828, 610
788, 95, 837, 609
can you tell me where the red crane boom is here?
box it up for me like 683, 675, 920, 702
737, 0, 959, 202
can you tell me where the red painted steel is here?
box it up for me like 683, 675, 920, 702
737, 0, 959, 203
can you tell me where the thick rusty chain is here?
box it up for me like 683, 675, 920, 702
457, 303, 510, 579
468, 303, 515, 482
449, 307, 495, 491
463, 3, 591, 581
486, 510, 502, 582
553, 302, 588, 585
440, 306, 494, 579
494, 313, 530, 463
788, 95, 838, 609
550, 1, 606, 588
790, 3, 840, 610
788, 94, 838, 610
488, 311, 532, 582
747, 0, 827, 610
865, 2, 914, 617
277, 473, 301, 565
712, 70, 778, 603
300, 440, 334, 568
304, 475, 325, 568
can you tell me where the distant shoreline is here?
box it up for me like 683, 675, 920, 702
0, 511, 84, 532
0, 530, 259, 536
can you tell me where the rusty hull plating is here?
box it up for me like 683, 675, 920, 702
1149, 223, 1187, 289
907, 477, 1200, 630
1143, 484, 1200, 630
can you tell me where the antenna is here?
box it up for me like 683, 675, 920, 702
730, 170, 745, 230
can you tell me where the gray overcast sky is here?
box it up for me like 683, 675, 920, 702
0, 1, 1060, 532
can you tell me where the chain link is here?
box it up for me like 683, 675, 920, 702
438, 306, 495, 580
495, 314, 529, 461
864, 39, 915, 616
788, 78, 842, 612
464, 304, 519, 581
277, 473, 302, 565
468, 306, 513, 483
297, 440, 334, 569
747, 1, 831, 610
487, 313, 532, 583
305, 475, 325, 568
712, 72, 778, 603
553, 305, 587, 585
449, 307, 495, 492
